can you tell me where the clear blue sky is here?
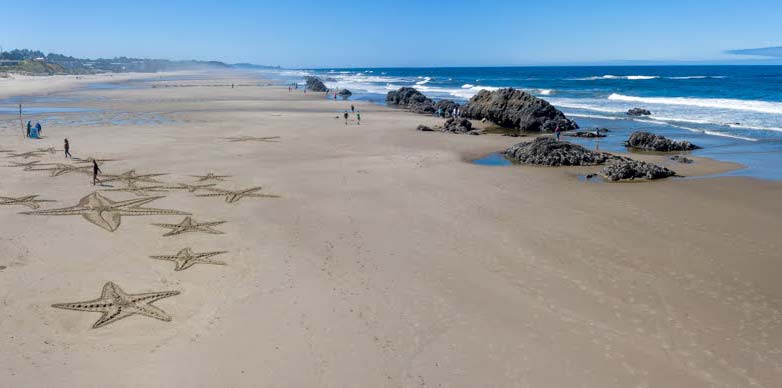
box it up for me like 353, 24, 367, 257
1, 0, 781, 68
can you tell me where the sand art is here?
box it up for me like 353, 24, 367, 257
190, 173, 231, 182
28, 163, 93, 177
5, 160, 46, 170
52, 281, 180, 329
222, 135, 281, 143
8, 151, 46, 159
152, 216, 226, 236
165, 182, 217, 193
195, 186, 280, 203
101, 169, 168, 185
22, 192, 190, 232
0, 194, 56, 209
101, 182, 168, 196
150, 247, 228, 271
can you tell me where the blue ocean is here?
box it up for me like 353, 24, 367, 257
267, 66, 782, 180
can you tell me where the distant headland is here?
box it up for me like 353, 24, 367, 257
0, 49, 279, 76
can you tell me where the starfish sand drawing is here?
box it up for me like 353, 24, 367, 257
52, 281, 180, 329
73, 157, 119, 165
0, 194, 56, 209
222, 135, 281, 143
190, 173, 231, 182
8, 151, 46, 159
101, 169, 168, 185
152, 216, 226, 237
37, 147, 60, 155
165, 182, 217, 193
4, 160, 47, 170
101, 181, 168, 196
195, 186, 280, 203
22, 192, 190, 232
150, 247, 228, 271
27, 163, 93, 177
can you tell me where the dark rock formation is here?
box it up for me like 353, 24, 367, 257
504, 137, 612, 166
601, 159, 676, 181
416, 124, 434, 132
443, 118, 473, 133
563, 131, 606, 138
304, 76, 328, 92
624, 131, 700, 152
670, 155, 694, 164
627, 108, 652, 116
386, 87, 436, 114
459, 88, 578, 132
337, 89, 352, 96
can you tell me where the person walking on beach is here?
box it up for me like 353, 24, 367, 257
26, 121, 31, 138
92, 159, 102, 186
356, 110, 361, 125
35, 122, 42, 136
555, 125, 561, 141
344, 111, 349, 125
64, 139, 72, 158
351, 105, 355, 113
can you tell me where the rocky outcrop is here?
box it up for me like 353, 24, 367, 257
627, 108, 651, 116
504, 137, 611, 166
563, 131, 606, 138
460, 88, 578, 132
337, 89, 352, 96
670, 155, 694, 164
386, 87, 434, 114
416, 124, 434, 132
443, 118, 472, 133
624, 131, 700, 152
305, 76, 328, 92
601, 159, 675, 181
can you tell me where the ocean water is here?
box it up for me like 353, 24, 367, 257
264, 66, 782, 180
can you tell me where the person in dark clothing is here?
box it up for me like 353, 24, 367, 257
92, 160, 102, 185
35, 122, 42, 136
26, 121, 31, 138
64, 139, 72, 158
351, 105, 355, 113
356, 110, 361, 125
344, 111, 349, 125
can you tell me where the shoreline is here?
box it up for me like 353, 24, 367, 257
1, 72, 781, 387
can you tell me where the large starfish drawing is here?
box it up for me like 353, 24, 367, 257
101, 181, 168, 196
150, 248, 228, 271
73, 157, 119, 165
8, 151, 45, 159
190, 173, 231, 182
22, 192, 190, 232
4, 160, 47, 170
52, 281, 180, 329
165, 182, 217, 193
195, 186, 280, 203
0, 194, 56, 209
27, 163, 93, 177
222, 135, 281, 143
152, 216, 226, 237
102, 169, 168, 185
37, 147, 60, 155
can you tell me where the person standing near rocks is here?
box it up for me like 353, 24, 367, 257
64, 139, 72, 158
555, 125, 561, 141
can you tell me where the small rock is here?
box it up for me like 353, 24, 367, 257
624, 131, 700, 152
627, 108, 652, 116
443, 118, 473, 133
670, 155, 694, 164
416, 125, 434, 132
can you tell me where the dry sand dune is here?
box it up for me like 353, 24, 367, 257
1, 73, 781, 387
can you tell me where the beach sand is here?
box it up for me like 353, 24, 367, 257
1, 72, 781, 387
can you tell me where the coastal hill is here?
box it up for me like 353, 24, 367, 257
0, 49, 278, 76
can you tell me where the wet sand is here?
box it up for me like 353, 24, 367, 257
1, 72, 781, 387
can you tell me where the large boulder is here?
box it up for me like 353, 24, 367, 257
337, 89, 352, 96
624, 131, 700, 152
460, 88, 578, 132
305, 76, 328, 92
442, 118, 473, 133
627, 108, 652, 116
601, 159, 676, 181
386, 87, 435, 113
504, 137, 612, 166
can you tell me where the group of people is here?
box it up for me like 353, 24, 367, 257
435, 106, 462, 118
342, 104, 361, 125
25, 121, 43, 139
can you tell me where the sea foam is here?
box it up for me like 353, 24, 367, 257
608, 93, 782, 115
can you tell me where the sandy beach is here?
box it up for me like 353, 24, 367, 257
1, 71, 781, 387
